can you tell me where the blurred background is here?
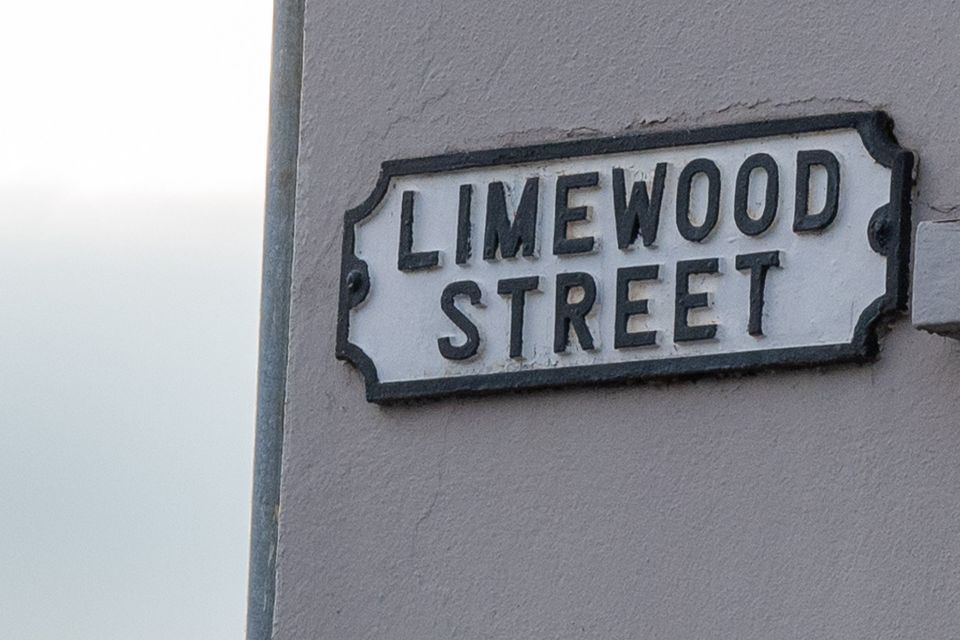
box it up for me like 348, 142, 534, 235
0, 1, 271, 637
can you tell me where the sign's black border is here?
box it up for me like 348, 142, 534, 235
336, 111, 914, 404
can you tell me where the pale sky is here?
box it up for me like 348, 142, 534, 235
0, 1, 272, 637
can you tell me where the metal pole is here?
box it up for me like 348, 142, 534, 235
246, 0, 303, 638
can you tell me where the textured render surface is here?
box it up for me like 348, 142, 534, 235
276, 1, 960, 638
913, 220, 960, 335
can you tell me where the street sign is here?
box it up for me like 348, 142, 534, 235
336, 112, 913, 402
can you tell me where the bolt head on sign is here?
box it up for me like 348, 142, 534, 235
336, 112, 914, 403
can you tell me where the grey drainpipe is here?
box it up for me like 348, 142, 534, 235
246, 1, 303, 638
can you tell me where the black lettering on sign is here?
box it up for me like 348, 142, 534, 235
455, 184, 472, 265
483, 177, 539, 260
734, 153, 779, 236
554, 172, 599, 255
612, 164, 667, 249
735, 250, 781, 336
676, 159, 721, 242
554, 272, 597, 353
674, 258, 719, 342
438, 280, 482, 360
497, 276, 540, 359
397, 190, 440, 271
794, 149, 840, 232
614, 265, 659, 349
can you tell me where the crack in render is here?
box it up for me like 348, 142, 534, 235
411, 421, 448, 555
918, 200, 960, 215
626, 96, 880, 134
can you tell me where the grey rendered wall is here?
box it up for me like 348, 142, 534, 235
273, 2, 960, 638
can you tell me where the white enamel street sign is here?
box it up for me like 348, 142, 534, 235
336, 112, 913, 402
